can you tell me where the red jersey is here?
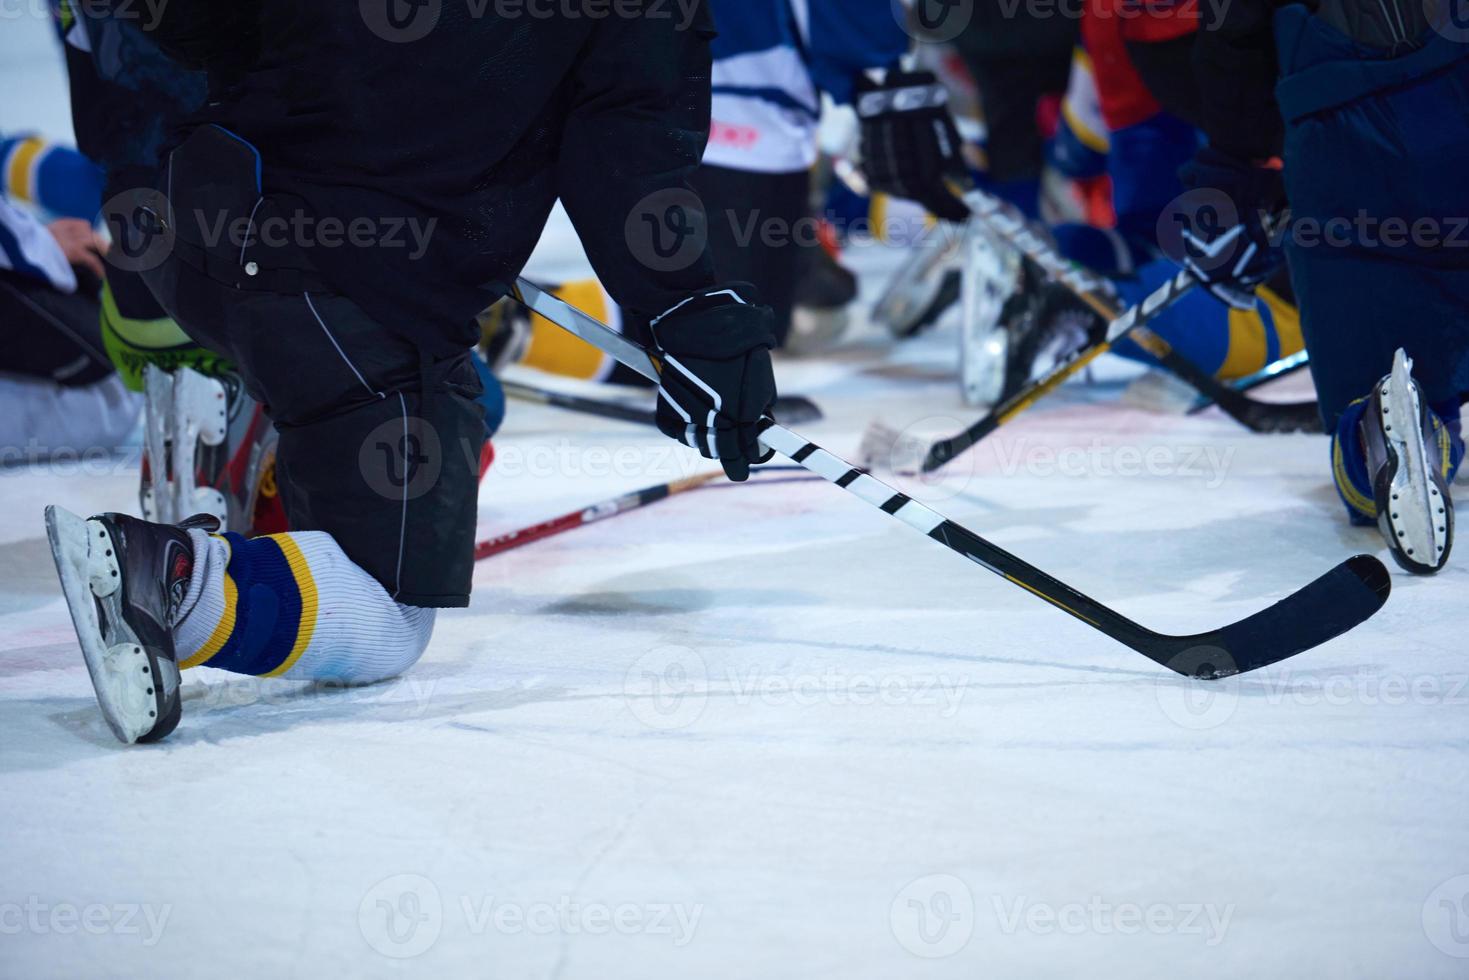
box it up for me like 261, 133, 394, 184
1083, 0, 1201, 131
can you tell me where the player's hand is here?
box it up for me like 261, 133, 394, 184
856, 70, 971, 224
48, 218, 108, 283
1165, 146, 1287, 310
651, 285, 777, 482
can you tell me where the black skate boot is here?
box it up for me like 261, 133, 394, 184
1360, 349, 1454, 574
44, 507, 219, 743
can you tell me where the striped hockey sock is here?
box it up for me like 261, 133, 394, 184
172, 531, 436, 682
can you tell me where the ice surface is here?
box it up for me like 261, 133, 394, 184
2, 16, 1467, 980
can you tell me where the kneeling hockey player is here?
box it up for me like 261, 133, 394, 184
1172, 0, 1468, 574
46, 1, 780, 744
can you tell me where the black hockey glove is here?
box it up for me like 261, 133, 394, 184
856, 70, 971, 224
651, 286, 778, 482
1164, 146, 1288, 311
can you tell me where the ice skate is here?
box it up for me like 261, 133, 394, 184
1360, 348, 1454, 574
45, 507, 217, 744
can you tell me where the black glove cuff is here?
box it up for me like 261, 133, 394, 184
651, 285, 777, 361
854, 70, 950, 119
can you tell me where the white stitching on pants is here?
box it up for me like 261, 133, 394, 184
394, 392, 409, 599
239, 197, 264, 266
303, 292, 385, 399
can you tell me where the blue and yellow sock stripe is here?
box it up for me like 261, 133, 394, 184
179, 536, 236, 670
1332, 400, 1377, 521
2, 136, 45, 206
180, 534, 318, 677
1, 135, 104, 221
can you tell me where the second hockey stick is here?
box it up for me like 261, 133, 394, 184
510, 276, 1390, 680
475, 466, 812, 560
1188, 349, 1312, 415
503, 377, 825, 427
920, 191, 1321, 472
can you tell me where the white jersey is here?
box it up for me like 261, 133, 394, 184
0, 197, 76, 293
703, 0, 910, 175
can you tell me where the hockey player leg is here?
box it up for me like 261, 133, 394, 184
46, 506, 439, 745
171, 529, 438, 685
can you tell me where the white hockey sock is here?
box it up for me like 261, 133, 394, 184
173, 529, 436, 683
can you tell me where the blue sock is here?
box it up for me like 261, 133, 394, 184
182, 533, 316, 676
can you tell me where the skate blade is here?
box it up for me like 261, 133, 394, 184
44, 507, 159, 744
1379, 351, 1451, 573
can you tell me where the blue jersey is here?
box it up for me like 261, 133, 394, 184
706, 0, 908, 173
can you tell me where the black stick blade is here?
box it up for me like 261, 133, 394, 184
1150, 555, 1392, 679
1236, 400, 1324, 434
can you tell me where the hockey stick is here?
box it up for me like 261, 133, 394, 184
918, 191, 1321, 472
503, 378, 659, 425
503, 378, 825, 427
475, 471, 721, 560
917, 267, 1199, 472
511, 276, 1390, 679
1188, 349, 1312, 415
475, 466, 813, 560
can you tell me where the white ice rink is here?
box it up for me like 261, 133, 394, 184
3, 15, 1468, 980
